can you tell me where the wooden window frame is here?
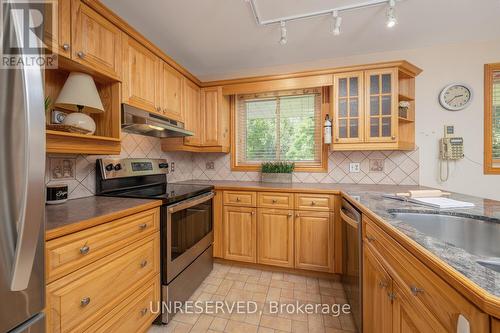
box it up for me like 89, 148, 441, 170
231, 87, 329, 173
484, 63, 500, 174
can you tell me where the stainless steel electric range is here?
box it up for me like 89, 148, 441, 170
95, 158, 214, 324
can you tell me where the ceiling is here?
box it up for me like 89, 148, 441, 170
101, 0, 500, 81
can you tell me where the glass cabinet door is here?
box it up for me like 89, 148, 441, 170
333, 72, 364, 143
364, 68, 398, 142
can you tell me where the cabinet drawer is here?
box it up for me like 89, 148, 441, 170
257, 192, 293, 209
47, 233, 159, 333
46, 208, 159, 283
85, 276, 160, 333
295, 193, 333, 211
363, 218, 489, 333
223, 191, 256, 207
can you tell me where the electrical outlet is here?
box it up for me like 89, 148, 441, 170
349, 162, 361, 173
170, 162, 175, 172
206, 161, 215, 170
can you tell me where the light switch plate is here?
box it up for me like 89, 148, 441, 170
349, 162, 361, 173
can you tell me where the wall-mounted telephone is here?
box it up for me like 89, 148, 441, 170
439, 125, 464, 181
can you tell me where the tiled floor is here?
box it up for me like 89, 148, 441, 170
148, 263, 356, 333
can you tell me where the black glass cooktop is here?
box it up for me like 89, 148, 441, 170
103, 183, 213, 205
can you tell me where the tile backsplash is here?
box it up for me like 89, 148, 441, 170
46, 132, 419, 200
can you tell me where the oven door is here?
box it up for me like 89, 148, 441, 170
164, 192, 214, 283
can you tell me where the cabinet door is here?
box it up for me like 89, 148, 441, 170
223, 206, 256, 263
71, 0, 122, 79
44, 0, 71, 58
183, 78, 202, 145
333, 72, 364, 144
122, 35, 159, 113
392, 282, 444, 333
294, 211, 333, 272
257, 209, 294, 268
365, 68, 398, 142
212, 191, 223, 258
161, 63, 183, 121
363, 245, 393, 333
201, 87, 229, 147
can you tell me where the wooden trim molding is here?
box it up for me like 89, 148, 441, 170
484, 63, 500, 174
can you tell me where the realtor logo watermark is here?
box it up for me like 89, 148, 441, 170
1, 0, 58, 68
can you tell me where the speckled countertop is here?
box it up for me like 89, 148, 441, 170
179, 180, 500, 298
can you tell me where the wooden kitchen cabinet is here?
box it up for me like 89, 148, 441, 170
212, 190, 224, 258
158, 61, 184, 121
363, 245, 393, 333
257, 208, 294, 268
71, 0, 122, 79
44, 0, 72, 58
333, 71, 364, 144
223, 206, 257, 263
122, 34, 160, 113
294, 211, 333, 272
183, 78, 202, 146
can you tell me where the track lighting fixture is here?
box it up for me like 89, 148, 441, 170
279, 21, 287, 45
332, 11, 342, 36
386, 0, 397, 28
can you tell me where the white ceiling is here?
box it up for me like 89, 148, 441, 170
101, 0, 500, 80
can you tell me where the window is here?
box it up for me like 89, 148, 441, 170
485, 63, 500, 174
232, 88, 327, 171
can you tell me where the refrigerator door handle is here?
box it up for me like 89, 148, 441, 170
9, 9, 46, 292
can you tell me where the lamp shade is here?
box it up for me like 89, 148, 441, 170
54, 72, 104, 113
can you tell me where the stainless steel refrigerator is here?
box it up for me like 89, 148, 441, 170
1, 0, 46, 332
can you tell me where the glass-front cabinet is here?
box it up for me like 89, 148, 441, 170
333, 72, 364, 143
365, 68, 398, 142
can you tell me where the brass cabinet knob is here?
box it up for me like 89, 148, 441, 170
391, 136, 396, 140
80, 297, 91, 307
140, 260, 148, 268
139, 223, 147, 231
251, 211, 255, 215
62, 43, 70, 51
272, 199, 277, 204
410, 285, 424, 296
311, 201, 316, 206
77, 51, 85, 58
236, 197, 241, 202
295, 213, 300, 218
288, 213, 292, 217
156, 107, 162, 112
80, 245, 90, 255
140, 308, 148, 316
366, 236, 375, 242
378, 280, 388, 289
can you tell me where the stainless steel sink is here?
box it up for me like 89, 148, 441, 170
389, 212, 500, 260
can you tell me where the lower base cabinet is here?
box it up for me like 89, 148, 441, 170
257, 208, 294, 268
223, 206, 257, 263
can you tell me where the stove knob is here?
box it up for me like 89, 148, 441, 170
114, 163, 122, 171
159, 163, 169, 169
105, 164, 114, 171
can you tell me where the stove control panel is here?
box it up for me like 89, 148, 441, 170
97, 158, 169, 179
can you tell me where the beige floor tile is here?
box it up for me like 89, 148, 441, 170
205, 276, 224, 286
271, 272, 284, 280
225, 320, 259, 333
266, 287, 281, 301
226, 272, 249, 282
210, 317, 229, 331
172, 312, 200, 325
165, 320, 194, 333
284, 273, 307, 284
291, 320, 309, 333
270, 280, 295, 290
280, 288, 294, 299
215, 280, 234, 296
260, 314, 292, 332
257, 327, 275, 333
203, 283, 220, 293
323, 315, 342, 329
245, 282, 269, 293
191, 314, 215, 333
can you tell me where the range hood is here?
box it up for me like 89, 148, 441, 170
121, 104, 193, 138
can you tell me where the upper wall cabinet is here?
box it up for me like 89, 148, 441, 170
71, 0, 122, 79
158, 62, 184, 121
332, 65, 418, 151
183, 78, 202, 146
122, 34, 160, 113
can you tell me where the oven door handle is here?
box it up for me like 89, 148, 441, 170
168, 192, 215, 214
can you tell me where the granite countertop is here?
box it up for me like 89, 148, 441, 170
178, 180, 500, 298
45, 196, 162, 240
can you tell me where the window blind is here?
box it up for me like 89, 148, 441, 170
493, 71, 500, 160
236, 89, 322, 165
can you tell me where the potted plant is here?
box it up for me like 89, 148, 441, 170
261, 161, 295, 183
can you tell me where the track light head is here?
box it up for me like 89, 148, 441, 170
279, 21, 287, 45
332, 11, 342, 36
386, 0, 397, 28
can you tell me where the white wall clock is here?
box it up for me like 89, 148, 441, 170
439, 83, 473, 111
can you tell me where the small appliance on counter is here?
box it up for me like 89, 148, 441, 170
46, 184, 68, 205
95, 158, 214, 324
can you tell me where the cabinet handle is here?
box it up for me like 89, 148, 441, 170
378, 280, 388, 289
272, 199, 277, 204
140, 308, 148, 316
410, 285, 424, 296
79, 245, 90, 255
295, 213, 300, 218
77, 51, 85, 58
62, 43, 70, 51
156, 107, 162, 112
366, 236, 375, 242
388, 292, 396, 301
251, 211, 255, 215
236, 197, 241, 202
139, 223, 147, 231
391, 136, 396, 140
310, 201, 316, 206
80, 297, 91, 307
288, 213, 293, 217
335, 138, 339, 142
140, 260, 148, 268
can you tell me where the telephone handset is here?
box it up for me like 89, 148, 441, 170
439, 125, 464, 181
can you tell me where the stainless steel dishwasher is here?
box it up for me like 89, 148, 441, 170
341, 198, 362, 332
